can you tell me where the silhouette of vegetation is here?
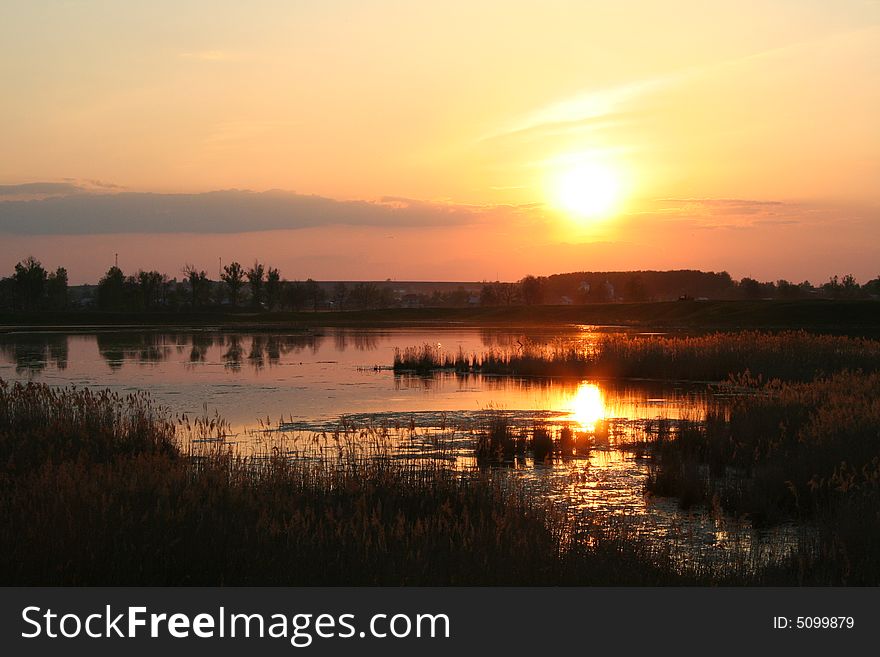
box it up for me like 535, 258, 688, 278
182, 264, 210, 308
0, 381, 684, 585
305, 278, 325, 311
246, 261, 265, 307
1, 257, 68, 311
520, 275, 544, 306
97, 265, 126, 310
2, 259, 878, 315
46, 266, 68, 309
1, 379, 873, 585
394, 331, 880, 382
220, 261, 245, 306
641, 371, 880, 584
265, 267, 282, 310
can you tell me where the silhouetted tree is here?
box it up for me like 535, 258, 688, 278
776, 279, 802, 299
97, 266, 126, 310
332, 282, 348, 310
136, 270, 164, 309
305, 278, 325, 311
221, 261, 245, 306
183, 265, 210, 308
479, 283, 498, 306
739, 277, 766, 299
46, 267, 68, 309
624, 275, 648, 302
498, 282, 519, 305
520, 275, 545, 305
349, 282, 380, 309
13, 256, 47, 310
0, 277, 14, 311
247, 262, 265, 307
841, 274, 861, 299
446, 287, 470, 306
265, 267, 282, 311
821, 274, 862, 299
283, 281, 308, 311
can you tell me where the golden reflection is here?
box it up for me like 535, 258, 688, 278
568, 382, 606, 431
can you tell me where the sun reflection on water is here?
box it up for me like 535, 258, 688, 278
567, 382, 606, 431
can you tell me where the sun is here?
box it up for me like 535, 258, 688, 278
554, 161, 623, 220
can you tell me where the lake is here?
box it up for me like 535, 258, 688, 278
0, 326, 798, 566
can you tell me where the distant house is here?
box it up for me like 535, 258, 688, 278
401, 294, 422, 309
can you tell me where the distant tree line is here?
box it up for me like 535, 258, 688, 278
0, 257, 68, 311
1, 257, 878, 313
89, 261, 330, 312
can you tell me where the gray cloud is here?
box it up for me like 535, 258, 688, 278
0, 188, 487, 235
0, 182, 85, 197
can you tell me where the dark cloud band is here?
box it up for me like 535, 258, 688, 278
0, 188, 483, 235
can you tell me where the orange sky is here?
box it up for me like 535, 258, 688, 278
1, 1, 878, 283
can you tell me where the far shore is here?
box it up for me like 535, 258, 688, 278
1, 299, 879, 335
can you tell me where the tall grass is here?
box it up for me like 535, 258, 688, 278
3, 377, 874, 585
393, 331, 880, 382
642, 371, 880, 584
0, 379, 706, 586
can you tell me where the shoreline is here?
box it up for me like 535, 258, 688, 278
1, 299, 879, 334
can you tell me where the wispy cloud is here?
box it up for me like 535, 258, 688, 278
482, 73, 687, 145
483, 25, 878, 151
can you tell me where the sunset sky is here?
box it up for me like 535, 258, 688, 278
1, 0, 878, 284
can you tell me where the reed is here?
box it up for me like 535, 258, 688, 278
641, 371, 880, 584
392, 331, 880, 382
0, 380, 702, 585
3, 378, 875, 585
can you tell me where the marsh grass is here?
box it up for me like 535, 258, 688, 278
393, 331, 880, 382
641, 372, 880, 584
0, 379, 716, 586
2, 376, 876, 585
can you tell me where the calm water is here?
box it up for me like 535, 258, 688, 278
0, 326, 797, 565
0, 326, 709, 432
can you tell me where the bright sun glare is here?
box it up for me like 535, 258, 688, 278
569, 383, 606, 431
555, 162, 623, 220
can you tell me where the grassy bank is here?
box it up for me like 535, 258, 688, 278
641, 371, 880, 584
2, 379, 872, 585
0, 380, 703, 586
2, 299, 879, 333
395, 331, 880, 382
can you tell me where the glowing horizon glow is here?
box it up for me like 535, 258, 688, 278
553, 161, 624, 221
568, 382, 606, 431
